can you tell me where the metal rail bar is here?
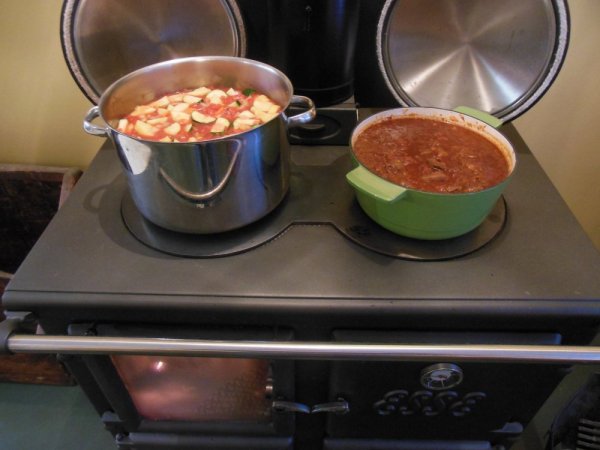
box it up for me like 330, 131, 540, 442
6, 334, 600, 364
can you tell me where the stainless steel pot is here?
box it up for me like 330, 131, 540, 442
83, 56, 315, 234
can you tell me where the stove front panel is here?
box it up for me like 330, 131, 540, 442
325, 330, 567, 446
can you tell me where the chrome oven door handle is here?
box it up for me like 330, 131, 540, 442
311, 399, 350, 415
271, 399, 349, 415
272, 400, 311, 414
4, 332, 600, 364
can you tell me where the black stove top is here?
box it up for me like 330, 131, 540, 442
3, 122, 600, 334
120, 148, 506, 260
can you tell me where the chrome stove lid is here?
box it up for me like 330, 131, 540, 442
61, 0, 246, 103
376, 0, 569, 122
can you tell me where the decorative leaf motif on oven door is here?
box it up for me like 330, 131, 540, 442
373, 389, 486, 417
408, 390, 434, 415
426, 391, 460, 416
448, 392, 487, 417
373, 389, 410, 416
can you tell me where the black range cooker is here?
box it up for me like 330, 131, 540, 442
3, 122, 600, 449
3, 1, 600, 449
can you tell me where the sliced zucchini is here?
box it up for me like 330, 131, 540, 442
134, 120, 158, 137
239, 110, 255, 119
147, 117, 168, 125
252, 96, 275, 113
151, 96, 170, 108
164, 122, 181, 136
168, 93, 184, 102
131, 105, 156, 116
232, 118, 258, 131
171, 111, 191, 122
183, 95, 201, 104
210, 117, 230, 133
189, 87, 210, 97
206, 89, 227, 104
252, 107, 278, 124
191, 111, 216, 124
172, 102, 189, 112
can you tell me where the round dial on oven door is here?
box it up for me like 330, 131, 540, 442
420, 363, 464, 390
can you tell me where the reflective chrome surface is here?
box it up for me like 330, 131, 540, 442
84, 56, 315, 234
7, 335, 600, 364
377, 0, 569, 121
62, 0, 246, 102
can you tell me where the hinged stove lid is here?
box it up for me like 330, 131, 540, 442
61, 0, 246, 104
376, 0, 569, 122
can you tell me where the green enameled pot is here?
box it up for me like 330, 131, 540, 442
346, 107, 516, 240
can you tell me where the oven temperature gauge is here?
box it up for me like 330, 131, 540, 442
420, 363, 464, 390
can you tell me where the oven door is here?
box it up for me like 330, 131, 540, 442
64, 323, 295, 450
323, 330, 569, 449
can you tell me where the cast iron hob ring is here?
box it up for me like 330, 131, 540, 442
121, 156, 507, 261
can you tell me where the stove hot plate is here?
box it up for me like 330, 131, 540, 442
121, 154, 506, 261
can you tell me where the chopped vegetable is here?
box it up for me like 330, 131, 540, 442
152, 96, 170, 108
134, 121, 158, 137
183, 95, 202, 104
189, 87, 210, 97
117, 118, 129, 132
170, 111, 191, 122
120, 85, 281, 142
164, 122, 181, 136
191, 111, 216, 124
210, 117, 230, 134
205, 89, 227, 104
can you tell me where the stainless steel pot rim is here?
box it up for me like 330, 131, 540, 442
98, 56, 293, 105
94, 56, 298, 144
61, 0, 247, 104
376, 0, 569, 123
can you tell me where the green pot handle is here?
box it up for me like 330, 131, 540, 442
454, 106, 503, 129
346, 165, 407, 203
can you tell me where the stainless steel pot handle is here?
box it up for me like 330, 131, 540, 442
286, 95, 317, 127
83, 106, 108, 137
158, 140, 242, 202
4, 334, 600, 364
